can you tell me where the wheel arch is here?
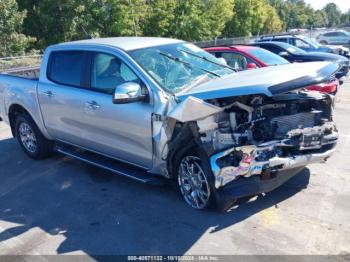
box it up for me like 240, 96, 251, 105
8, 104, 32, 137
166, 122, 212, 179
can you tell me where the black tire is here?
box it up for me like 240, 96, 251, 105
15, 113, 54, 159
174, 148, 235, 212
320, 40, 328, 45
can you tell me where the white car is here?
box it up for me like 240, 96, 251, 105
325, 44, 350, 58
317, 30, 350, 45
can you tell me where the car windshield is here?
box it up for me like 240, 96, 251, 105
245, 48, 289, 66
129, 43, 233, 93
277, 42, 306, 55
301, 37, 320, 48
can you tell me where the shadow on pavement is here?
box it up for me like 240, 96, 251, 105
0, 137, 310, 255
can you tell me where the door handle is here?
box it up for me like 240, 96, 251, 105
85, 101, 100, 110
42, 90, 53, 97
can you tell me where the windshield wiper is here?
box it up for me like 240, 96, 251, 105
159, 52, 221, 77
179, 49, 237, 72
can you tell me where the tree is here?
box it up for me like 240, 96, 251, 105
142, 0, 177, 37
263, 5, 283, 33
224, 0, 281, 37
310, 10, 328, 28
19, 0, 149, 49
168, 0, 234, 41
340, 10, 350, 26
18, 0, 86, 49
0, 0, 35, 56
200, 0, 235, 39
323, 3, 341, 27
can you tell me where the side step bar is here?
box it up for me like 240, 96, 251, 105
56, 145, 163, 185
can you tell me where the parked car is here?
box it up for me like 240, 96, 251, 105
257, 34, 334, 53
317, 30, 350, 45
205, 45, 339, 94
0, 37, 340, 211
257, 33, 350, 58
204, 45, 289, 70
250, 41, 349, 80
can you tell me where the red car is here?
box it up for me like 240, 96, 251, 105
205, 45, 339, 94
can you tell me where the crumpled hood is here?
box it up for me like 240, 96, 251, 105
176, 61, 340, 101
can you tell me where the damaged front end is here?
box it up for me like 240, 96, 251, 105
197, 91, 337, 189
149, 62, 339, 202
152, 89, 337, 194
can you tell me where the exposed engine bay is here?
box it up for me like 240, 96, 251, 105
161, 90, 338, 188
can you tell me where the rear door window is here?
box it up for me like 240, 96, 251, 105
48, 51, 87, 87
261, 45, 282, 54
213, 52, 255, 71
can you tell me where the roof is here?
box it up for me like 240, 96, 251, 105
204, 45, 256, 52
251, 41, 291, 48
55, 37, 184, 51
260, 35, 293, 39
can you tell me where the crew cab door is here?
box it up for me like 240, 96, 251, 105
38, 50, 153, 168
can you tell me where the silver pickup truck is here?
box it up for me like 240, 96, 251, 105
0, 37, 340, 211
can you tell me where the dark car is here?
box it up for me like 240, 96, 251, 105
250, 41, 349, 80
257, 34, 334, 53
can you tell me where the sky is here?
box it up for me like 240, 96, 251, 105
304, 0, 350, 12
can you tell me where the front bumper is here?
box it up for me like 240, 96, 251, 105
210, 122, 338, 191
218, 166, 304, 201
213, 148, 335, 201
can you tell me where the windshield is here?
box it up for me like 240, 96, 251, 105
277, 42, 307, 55
129, 43, 233, 93
302, 37, 321, 48
245, 48, 289, 66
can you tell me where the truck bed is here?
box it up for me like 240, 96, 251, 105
1, 66, 40, 79
0, 67, 40, 122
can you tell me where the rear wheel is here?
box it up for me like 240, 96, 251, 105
15, 113, 53, 159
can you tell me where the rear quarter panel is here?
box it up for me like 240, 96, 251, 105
0, 74, 51, 138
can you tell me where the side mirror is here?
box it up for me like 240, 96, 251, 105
246, 63, 257, 69
113, 82, 147, 104
278, 51, 289, 58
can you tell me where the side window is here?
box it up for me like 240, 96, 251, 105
90, 53, 140, 94
274, 38, 288, 43
327, 32, 337, 37
295, 39, 310, 49
263, 46, 281, 54
48, 51, 86, 87
216, 52, 249, 71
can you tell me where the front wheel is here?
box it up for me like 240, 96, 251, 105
177, 154, 212, 209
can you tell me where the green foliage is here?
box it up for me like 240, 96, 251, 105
0, 0, 35, 56
340, 10, 350, 25
142, 0, 177, 37
170, 0, 234, 41
322, 3, 341, 27
224, 0, 282, 37
142, 0, 234, 41
0, 0, 349, 57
